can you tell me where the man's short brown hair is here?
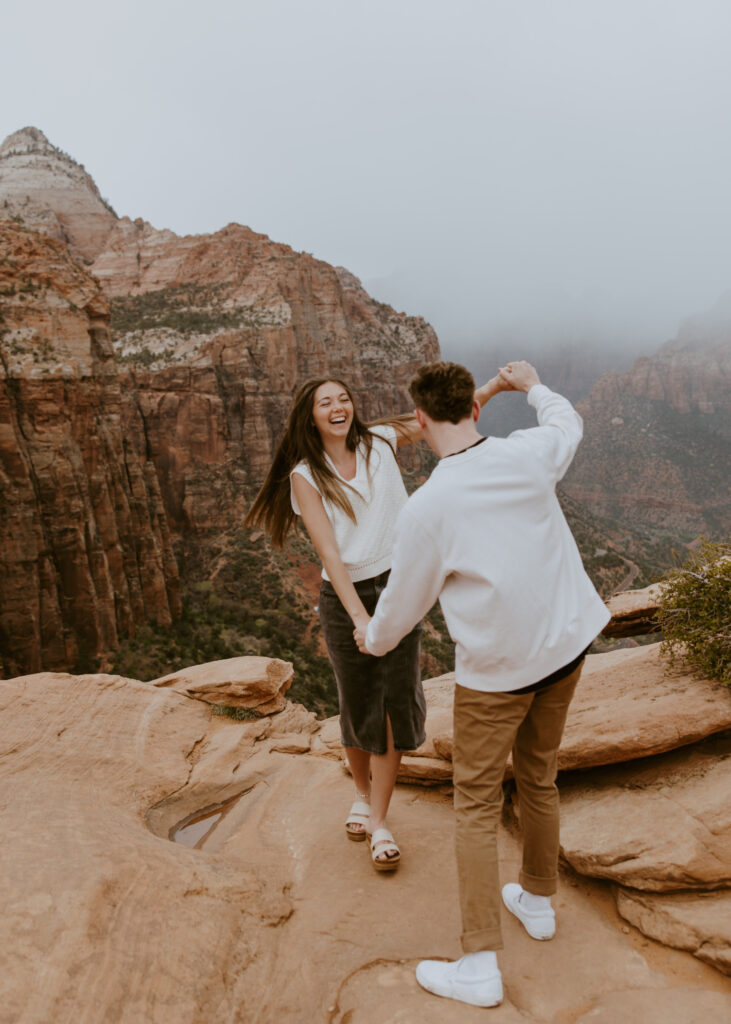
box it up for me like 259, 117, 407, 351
409, 361, 475, 424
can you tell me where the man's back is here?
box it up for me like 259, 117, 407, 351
366, 385, 610, 689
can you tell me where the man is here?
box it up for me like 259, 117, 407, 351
354, 360, 610, 1009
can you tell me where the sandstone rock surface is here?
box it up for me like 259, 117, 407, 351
0, 670, 292, 1024
559, 733, 731, 892
604, 582, 663, 637
1, 667, 728, 1022
616, 888, 731, 976
152, 655, 295, 714
556, 644, 731, 769
571, 988, 731, 1024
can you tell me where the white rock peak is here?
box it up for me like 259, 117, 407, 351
0, 125, 117, 262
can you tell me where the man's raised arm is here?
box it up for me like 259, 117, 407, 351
501, 361, 583, 483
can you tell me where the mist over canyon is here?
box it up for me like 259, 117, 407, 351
0, 126, 728, 693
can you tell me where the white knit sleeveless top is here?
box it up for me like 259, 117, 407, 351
290, 424, 408, 582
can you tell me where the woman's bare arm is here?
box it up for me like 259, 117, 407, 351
291, 474, 370, 630
475, 372, 513, 407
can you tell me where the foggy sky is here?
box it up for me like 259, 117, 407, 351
2, 0, 731, 362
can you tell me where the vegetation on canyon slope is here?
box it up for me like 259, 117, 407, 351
111, 283, 273, 336
109, 524, 454, 718
110, 284, 287, 369
658, 538, 731, 684
557, 492, 681, 594
111, 529, 337, 716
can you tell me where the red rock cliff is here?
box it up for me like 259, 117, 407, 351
0, 127, 441, 674
93, 218, 440, 530
0, 223, 180, 675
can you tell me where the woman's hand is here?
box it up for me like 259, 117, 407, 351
498, 361, 541, 393
353, 614, 372, 653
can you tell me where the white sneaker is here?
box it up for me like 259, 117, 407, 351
415, 956, 503, 1008
502, 883, 556, 940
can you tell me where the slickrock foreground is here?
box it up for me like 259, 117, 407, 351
559, 735, 731, 892
2, 654, 730, 1023
616, 889, 731, 976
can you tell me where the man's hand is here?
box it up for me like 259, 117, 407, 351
498, 361, 541, 393
353, 616, 372, 654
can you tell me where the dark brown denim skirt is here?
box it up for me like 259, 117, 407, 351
319, 570, 426, 755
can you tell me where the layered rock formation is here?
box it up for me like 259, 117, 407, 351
0, 127, 117, 262
152, 654, 295, 714
559, 735, 730, 892
3, 658, 729, 1022
0, 127, 439, 535
0, 127, 439, 674
616, 889, 731, 976
0, 222, 180, 676
562, 309, 731, 537
95, 219, 437, 529
558, 731, 731, 976
604, 581, 663, 636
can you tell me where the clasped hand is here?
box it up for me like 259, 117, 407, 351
497, 360, 540, 393
353, 615, 371, 654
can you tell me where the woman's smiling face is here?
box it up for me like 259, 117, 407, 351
311, 380, 354, 441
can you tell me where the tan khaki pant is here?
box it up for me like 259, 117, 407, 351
453, 665, 582, 952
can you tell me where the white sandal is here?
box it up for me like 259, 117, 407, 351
370, 827, 400, 871
345, 798, 370, 842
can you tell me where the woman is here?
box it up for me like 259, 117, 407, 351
245, 372, 502, 871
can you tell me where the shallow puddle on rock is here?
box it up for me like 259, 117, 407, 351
171, 795, 242, 849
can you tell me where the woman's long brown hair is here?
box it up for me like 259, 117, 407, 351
244, 377, 409, 547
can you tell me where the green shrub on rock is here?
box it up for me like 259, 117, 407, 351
658, 539, 731, 683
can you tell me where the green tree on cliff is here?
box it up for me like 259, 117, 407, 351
658, 538, 731, 684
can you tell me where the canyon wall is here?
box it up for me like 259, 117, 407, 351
95, 218, 439, 530
0, 222, 180, 676
0, 128, 439, 674
563, 323, 731, 538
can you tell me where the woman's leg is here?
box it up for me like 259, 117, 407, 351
319, 582, 373, 835
369, 715, 402, 835
344, 747, 372, 838
345, 746, 372, 803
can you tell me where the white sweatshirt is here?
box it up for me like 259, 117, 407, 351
364, 385, 610, 692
